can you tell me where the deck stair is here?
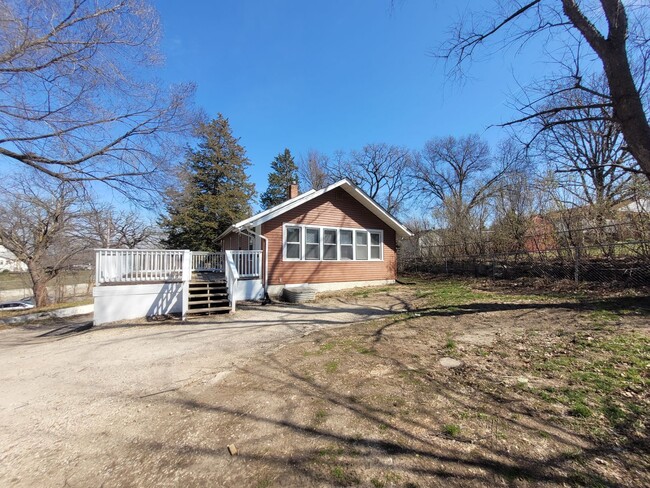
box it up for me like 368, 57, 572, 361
187, 272, 230, 315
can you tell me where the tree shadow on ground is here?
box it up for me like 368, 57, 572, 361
145, 348, 642, 487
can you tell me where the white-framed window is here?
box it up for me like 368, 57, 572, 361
340, 229, 353, 260
305, 227, 320, 260
370, 231, 382, 260
282, 224, 383, 262
285, 225, 301, 260
323, 228, 338, 260
355, 230, 368, 260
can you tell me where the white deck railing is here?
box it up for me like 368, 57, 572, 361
96, 249, 261, 284
95, 249, 185, 284
230, 250, 262, 278
191, 251, 224, 272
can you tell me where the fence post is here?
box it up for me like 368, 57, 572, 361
574, 245, 581, 284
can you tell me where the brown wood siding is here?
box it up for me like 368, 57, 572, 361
221, 232, 251, 251
262, 188, 397, 285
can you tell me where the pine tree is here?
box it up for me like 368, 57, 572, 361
160, 115, 256, 251
260, 148, 299, 210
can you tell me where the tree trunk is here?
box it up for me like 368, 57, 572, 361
28, 267, 50, 308
562, 0, 650, 180
602, 47, 650, 179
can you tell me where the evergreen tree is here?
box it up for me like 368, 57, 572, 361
260, 148, 299, 209
160, 115, 256, 250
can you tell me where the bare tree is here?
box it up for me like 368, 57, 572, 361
441, 0, 650, 179
537, 85, 636, 215
330, 143, 414, 214
0, 175, 90, 306
81, 202, 157, 249
412, 135, 517, 256
298, 149, 331, 192
490, 142, 538, 253
0, 0, 196, 200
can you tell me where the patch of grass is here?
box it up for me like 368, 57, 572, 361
601, 401, 626, 424
531, 332, 649, 436
330, 466, 360, 486
384, 472, 401, 483
398, 369, 425, 387
370, 478, 385, 488
325, 360, 339, 373
256, 478, 272, 488
589, 308, 620, 327
317, 446, 345, 458
351, 286, 391, 297
0, 270, 93, 292
445, 338, 456, 351
356, 346, 375, 354
314, 409, 328, 425
442, 424, 461, 437
569, 402, 593, 418
319, 342, 334, 353
415, 280, 490, 308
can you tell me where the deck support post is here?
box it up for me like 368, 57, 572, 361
181, 250, 191, 321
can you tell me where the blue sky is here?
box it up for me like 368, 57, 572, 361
156, 0, 548, 202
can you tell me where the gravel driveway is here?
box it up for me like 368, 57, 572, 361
0, 299, 400, 487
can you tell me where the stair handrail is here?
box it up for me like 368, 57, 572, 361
224, 250, 240, 312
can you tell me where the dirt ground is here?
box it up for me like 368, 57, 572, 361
0, 278, 648, 487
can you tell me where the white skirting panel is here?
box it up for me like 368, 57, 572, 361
267, 279, 395, 298
234, 279, 264, 301
93, 282, 183, 325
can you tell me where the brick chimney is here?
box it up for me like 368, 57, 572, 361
288, 181, 299, 200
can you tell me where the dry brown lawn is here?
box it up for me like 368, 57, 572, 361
165, 277, 649, 487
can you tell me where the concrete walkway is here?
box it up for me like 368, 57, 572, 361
0, 299, 401, 487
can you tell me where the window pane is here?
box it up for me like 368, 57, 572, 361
306, 228, 319, 244
305, 244, 319, 260
340, 230, 352, 245
371, 232, 381, 245
323, 229, 337, 244
286, 227, 300, 243
286, 243, 300, 259
323, 245, 337, 260
370, 246, 380, 259
356, 246, 368, 260
340, 246, 353, 260
356, 231, 367, 245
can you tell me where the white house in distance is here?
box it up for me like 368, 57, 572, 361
0, 246, 27, 273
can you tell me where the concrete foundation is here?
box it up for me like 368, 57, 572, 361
267, 279, 395, 299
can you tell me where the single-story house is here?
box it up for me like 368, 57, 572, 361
218, 178, 413, 297
93, 179, 412, 325
0, 245, 27, 273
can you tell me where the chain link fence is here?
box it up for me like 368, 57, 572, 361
399, 222, 650, 288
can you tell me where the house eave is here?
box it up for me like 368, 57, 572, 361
221, 179, 413, 240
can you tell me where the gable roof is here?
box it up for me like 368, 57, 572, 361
218, 179, 413, 239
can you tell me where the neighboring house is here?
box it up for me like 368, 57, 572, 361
93, 179, 412, 325
0, 246, 27, 272
218, 179, 413, 296
523, 197, 650, 252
